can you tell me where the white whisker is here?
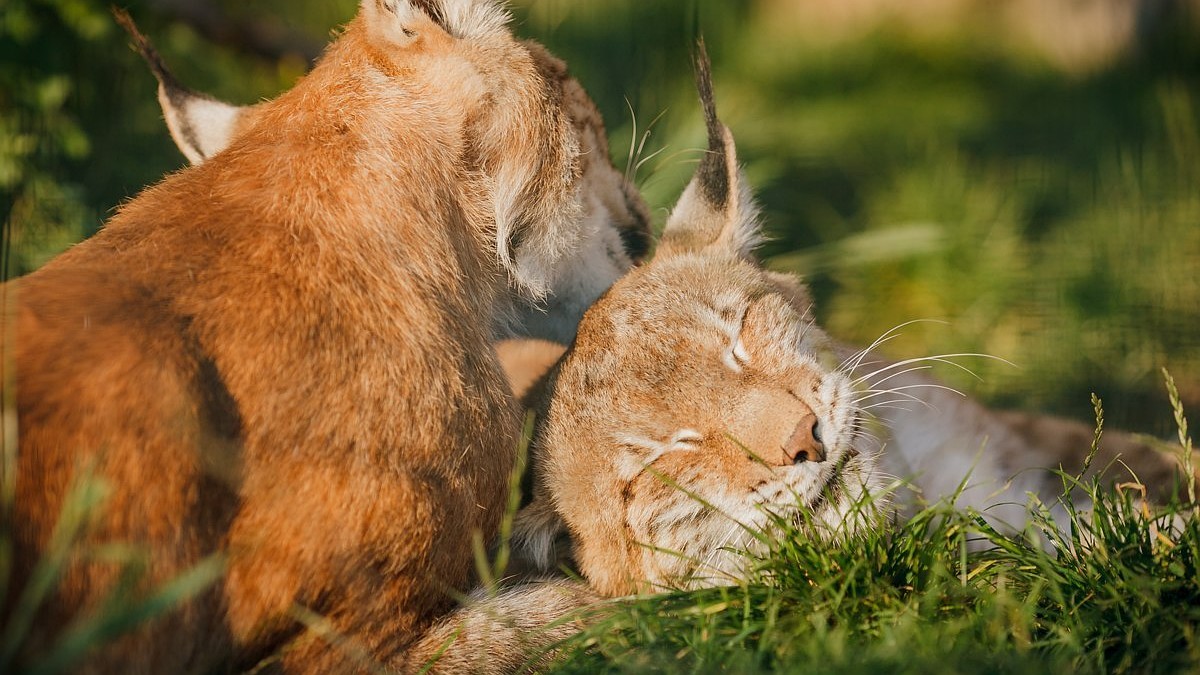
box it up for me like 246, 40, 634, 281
633, 145, 668, 177
852, 353, 1014, 386
839, 319, 949, 374
853, 388, 933, 408
859, 364, 935, 389
887, 382, 967, 398
860, 402, 919, 414
628, 109, 669, 183
648, 147, 707, 177
622, 97, 638, 181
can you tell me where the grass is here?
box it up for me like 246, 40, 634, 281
545, 381, 1200, 674
525, 1, 1200, 437
5, 0, 1198, 421
0, 465, 226, 675
4, 1, 1199, 671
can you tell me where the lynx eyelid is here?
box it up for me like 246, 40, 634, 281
670, 429, 704, 448
726, 308, 750, 369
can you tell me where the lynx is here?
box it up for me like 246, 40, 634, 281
5, 2, 648, 672
506, 50, 1188, 603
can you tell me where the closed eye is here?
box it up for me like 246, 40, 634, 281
669, 429, 704, 450
732, 338, 749, 366
723, 311, 750, 373
613, 429, 704, 480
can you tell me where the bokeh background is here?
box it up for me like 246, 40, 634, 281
4, 0, 1198, 437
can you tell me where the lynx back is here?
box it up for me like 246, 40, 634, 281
7, 1, 647, 672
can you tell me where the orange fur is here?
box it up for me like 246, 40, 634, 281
4, 2, 647, 672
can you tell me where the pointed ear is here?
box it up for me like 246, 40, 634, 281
657, 39, 762, 260
765, 271, 815, 316
360, 0, 433, 47
359, 1, 510, 48
113, 8, 258, 165
159, 93, 259, 166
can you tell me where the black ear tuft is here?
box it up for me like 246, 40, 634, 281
114, 6, 249, 165
410, 0, 447, 30
659, 39, 761, 260
112, 7, 185, 94
693, 38, 729, 212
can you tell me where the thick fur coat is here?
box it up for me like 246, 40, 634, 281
4, 1, 647, 672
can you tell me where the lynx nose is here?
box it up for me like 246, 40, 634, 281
783, 413, 826, 463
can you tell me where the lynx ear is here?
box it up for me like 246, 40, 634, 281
113, 8, 256, 165
658, 39, 762, 260
361, 0, 508, 43
361, 0, 432, 46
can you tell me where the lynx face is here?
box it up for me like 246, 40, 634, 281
516, 50, 884, 597
543, 250, 881, 595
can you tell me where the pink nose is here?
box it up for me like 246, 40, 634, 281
782, 413, 826, 463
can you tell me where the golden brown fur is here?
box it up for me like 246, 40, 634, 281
4, 2, 648, 672
512, 48, 883, 598
401, 578, 601, 673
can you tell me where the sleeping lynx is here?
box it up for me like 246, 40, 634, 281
408, 43, 1191, 673
508, 44, 1188, 599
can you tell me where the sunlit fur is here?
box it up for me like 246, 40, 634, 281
119, 6, 650, 345
521, 259, 884, 596
513, 52, 885, 597
6, 2, 648, 672
841, 340, 1189, 535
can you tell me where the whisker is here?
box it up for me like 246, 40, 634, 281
699, 520, 743, 579
632, 145, 669, 176
847, 358, 886, 374
859, 364, 935, 390
623, 97, 638, 181
854, 394, 934, 413
856, 382, 968, 408
852, 353, 1014, 386
853, 388, 929, 406
839, 319, 950, 373
629, 109, 669, 181
887, 382, 967, 398
860, 401, 919, 413
649, 147, 707, 175
841, 336, 902, 374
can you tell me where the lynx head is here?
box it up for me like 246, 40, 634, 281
116, 1, 649, 343
515, 44, 884, 597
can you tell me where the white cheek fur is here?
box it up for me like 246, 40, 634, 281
612, 429, 703, 481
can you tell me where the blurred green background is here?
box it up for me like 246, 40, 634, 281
3, 0, 1198, 437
